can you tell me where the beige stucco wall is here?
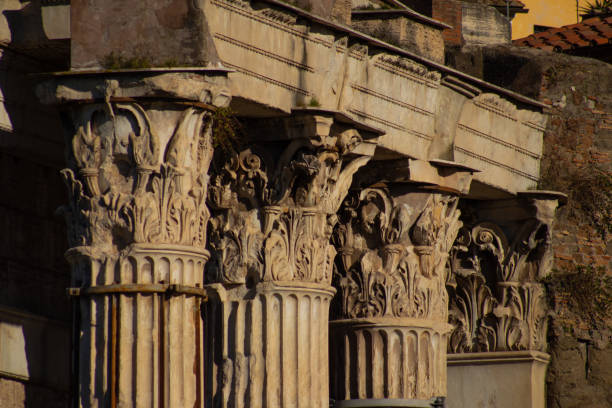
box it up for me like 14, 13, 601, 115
512, 0, 590, 39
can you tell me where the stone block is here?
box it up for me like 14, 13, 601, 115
447, 351, 549, 408
351, 13, 445, 63
0, 307, 71, 391
70, 0, 220, 69
461, 3, 510, 46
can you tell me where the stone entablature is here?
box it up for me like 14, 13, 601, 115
203, 0, 547, 194
33, 0, 549, 195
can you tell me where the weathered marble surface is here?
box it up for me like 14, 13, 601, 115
202, 0, 546, 194
330, 160, 475, 405
204, 109, 379, 407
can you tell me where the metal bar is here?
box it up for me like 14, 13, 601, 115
110, 295, 118, 408
195, 298, 202, 408
159, 293, 165, 408
67, 284, 208, 299
168, 284, 208, 299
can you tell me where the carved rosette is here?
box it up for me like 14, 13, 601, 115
330, 187, 462, 403
60, 100, 218, 408
447, 195, 561, 354
204, 112, 376, 407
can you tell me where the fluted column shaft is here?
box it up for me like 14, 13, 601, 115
205, 282, 333, 408
69, 245, 208, 408
331, 320, 448, 402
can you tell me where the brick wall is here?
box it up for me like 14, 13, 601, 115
432, 0, 463, 46
351, 14, 445, 62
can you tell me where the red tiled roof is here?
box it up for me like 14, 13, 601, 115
513, 15, 612, 52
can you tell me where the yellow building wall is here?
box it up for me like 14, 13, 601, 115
512, 0, 591, 39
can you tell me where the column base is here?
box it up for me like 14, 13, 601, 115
334, 398, 435, 407
447, 351, 549, 408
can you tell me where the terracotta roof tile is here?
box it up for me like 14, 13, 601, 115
583, 17, 602, 24
514, 15, 612, 51
539, 45, 555, 51
548, 40, 573, 50
595, 26, 612, 36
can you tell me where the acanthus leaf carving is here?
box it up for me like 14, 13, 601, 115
447, 216, 554, 353
332, 189, 462, 321
447, 270, 498, 353
207, 123, 369, 286
60, 102, 214, 252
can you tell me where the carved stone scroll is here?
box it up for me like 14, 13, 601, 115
447, 193, 563, 354
204, 111, 379, 407
329, 160, 475, 406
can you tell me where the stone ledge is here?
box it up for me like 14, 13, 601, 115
447, 350, 551, 365
334, 398, 433, 407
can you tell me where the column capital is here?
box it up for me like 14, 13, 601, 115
40, 71, 231, 259
447, 193, 565, 353
206, 109, 380, 286
332, 159, 476, 321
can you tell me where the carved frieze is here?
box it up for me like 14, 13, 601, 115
206, 116, 373, 286
447, 197, 560, 353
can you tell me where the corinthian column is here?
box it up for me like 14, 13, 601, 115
330, 159, 475, 407
39, 71, 230, 407
204, 110, 379, 407
445, 192, 565, 408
